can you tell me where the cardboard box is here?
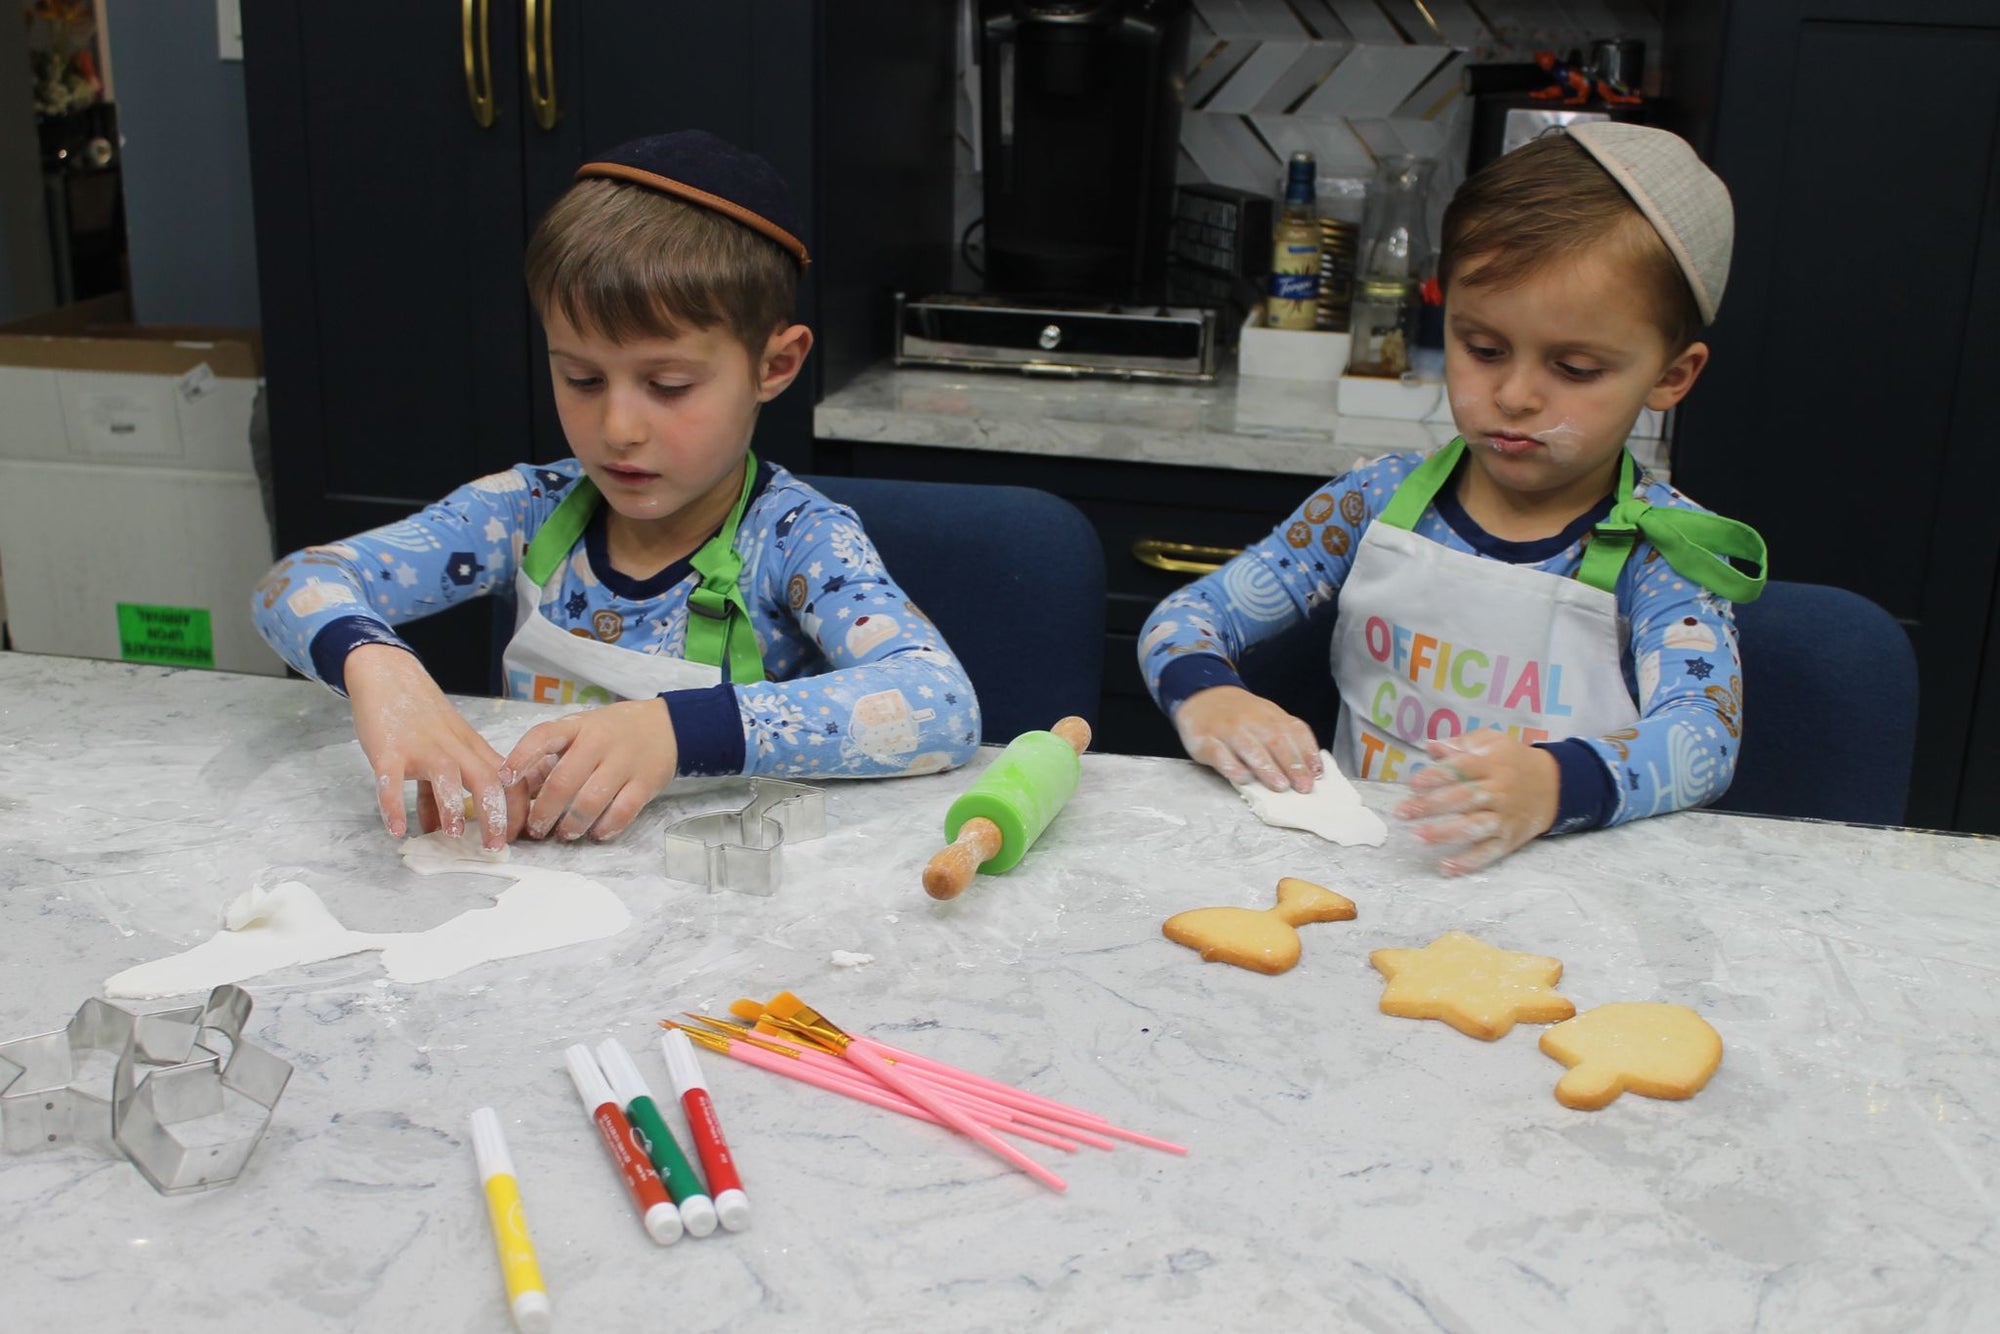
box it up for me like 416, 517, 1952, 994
0, 295, 281, 675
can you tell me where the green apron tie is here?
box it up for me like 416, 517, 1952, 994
1377, 438, 1766, 602
519, 456, 767, 683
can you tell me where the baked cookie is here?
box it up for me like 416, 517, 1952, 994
1538, 1002, 1723, 1110
1162, 877, 1356, 975
1369, 931, 1575, 1040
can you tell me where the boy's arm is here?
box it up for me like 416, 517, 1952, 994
1137, 468, 1374, 715
662, 502, 981, 780
1541, 549, 1744, 831
250, 469, 535, 693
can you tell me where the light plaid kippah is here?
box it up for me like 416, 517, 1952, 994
1566, 122, 1733, 324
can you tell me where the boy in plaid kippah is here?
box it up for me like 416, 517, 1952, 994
1144, 125, 1766, 873
254, 131, 978, 848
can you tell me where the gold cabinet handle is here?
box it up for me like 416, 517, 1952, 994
1132, 539, 1241, 576
524, 0, 559, 130
461, 0, 496, 128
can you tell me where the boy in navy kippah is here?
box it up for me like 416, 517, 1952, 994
254, 131, 978, 849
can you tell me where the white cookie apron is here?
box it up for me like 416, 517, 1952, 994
1329, 439, 1766, 783
500, 457, 766, 705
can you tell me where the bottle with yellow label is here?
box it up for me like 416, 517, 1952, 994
1266, 152, 1320, 330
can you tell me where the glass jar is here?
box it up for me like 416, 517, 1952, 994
1355, 155, 1433, 283
1346, 278, 1418, 378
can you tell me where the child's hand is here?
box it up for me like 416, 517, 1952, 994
1394, 733, 1559, 875
1172, 685, 1323, 792
501, 698, 679, 841
345, 644, 513, 850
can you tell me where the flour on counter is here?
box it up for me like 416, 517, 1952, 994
1236, 753, 1388, 847
104, 833, 631, 998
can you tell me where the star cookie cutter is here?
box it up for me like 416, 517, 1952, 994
661, 777, 827, 896
0, 985, 292, 1195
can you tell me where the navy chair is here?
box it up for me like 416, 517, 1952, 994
802, 474, 1105, 743
1710, 580, 1917, 826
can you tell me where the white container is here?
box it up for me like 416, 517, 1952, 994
1237, 307, 1350, 384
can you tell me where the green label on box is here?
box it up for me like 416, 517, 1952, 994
116, 603, 215, 668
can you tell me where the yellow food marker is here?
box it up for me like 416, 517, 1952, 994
470, 1106, 552, 1334
924, 716, 1090, 899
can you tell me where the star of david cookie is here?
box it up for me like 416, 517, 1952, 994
1368, 930, 1575, 1040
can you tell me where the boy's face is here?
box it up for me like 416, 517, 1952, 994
542, 309, 810, 532
1445, 242, 1707, 512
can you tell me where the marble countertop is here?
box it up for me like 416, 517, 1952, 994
2, 652, 1996, 1332
815, 363, 1671, 481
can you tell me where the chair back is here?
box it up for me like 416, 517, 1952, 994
1710, 580, 1917, 825
803, 474, 1105, 743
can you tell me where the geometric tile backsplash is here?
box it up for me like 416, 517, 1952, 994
954, 0, 1662, 278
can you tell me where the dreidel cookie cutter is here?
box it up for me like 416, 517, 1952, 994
0, 984, 292, 1195
661, 777, 827, 896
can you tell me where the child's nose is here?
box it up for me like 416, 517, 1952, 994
1494, 365, 1541, 416
600, 386, 650, 448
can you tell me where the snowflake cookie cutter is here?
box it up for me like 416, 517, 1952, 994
0, 984, 292, 1195
660, 777, 827, 896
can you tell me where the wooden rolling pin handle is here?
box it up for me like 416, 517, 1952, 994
923, 817, 1005, 901
1051, 716, 1092, 756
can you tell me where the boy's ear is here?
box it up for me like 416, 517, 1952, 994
1645, 340, 1709, 411
756, 323, 814, 402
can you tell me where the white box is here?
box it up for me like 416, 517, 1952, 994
1335, 372, 1453, 421
0, 298, 278, 675
1238, 308, 1351, 383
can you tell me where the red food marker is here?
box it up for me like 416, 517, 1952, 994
659, 1028, 751, 1231
564, 1043, 681, 1244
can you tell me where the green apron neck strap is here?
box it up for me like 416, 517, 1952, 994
522, 476, 600, 586
1577, 452, 1768, 602
682, 452, 766, 684
1377, 437, 1466, 530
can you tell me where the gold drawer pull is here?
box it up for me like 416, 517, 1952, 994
462, 0, 496, 128
1132, 538, 1240, 575
524, 0, 559, 130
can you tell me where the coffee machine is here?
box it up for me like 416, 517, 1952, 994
977, 0, 1191, 303
895, 0, 1214, 381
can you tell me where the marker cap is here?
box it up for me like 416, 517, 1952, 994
715, 1187, 752, 1232
643, 1200, 683, 1245
563, 1044, 616, 1110
469, 1106, 515, 1179
512, 1290, 553, 1334
679, 1193, 719, 1237
594, 1038, 652, 1106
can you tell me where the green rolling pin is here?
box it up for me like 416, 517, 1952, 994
924, 716, 1091, 900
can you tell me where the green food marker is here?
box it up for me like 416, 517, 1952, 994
594, 1039, 717, 1237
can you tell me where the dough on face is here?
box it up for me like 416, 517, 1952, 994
1368, 930, 1575, 1040
1538, 1002, 1723, 1109
1236, 752, 1387, 846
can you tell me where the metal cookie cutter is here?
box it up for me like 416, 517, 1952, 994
661, 777, 827, 896
0, 985, 292, 1195
113, 983, 293, 1195
0, 997, 202, 1155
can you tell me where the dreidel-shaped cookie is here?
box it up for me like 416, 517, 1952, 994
1162, 877, 1357, 974
924, 717, 1091, 900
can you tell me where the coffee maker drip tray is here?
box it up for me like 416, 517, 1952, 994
894, 293, 1219, 383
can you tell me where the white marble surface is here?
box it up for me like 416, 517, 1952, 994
816, 363, 1671, 480
3, 652, 1997, 1332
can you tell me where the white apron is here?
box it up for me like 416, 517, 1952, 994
1331, 440, 1640, 783
499, 459, 765, 705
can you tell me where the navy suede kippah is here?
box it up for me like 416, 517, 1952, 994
575, 129, 810, 269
